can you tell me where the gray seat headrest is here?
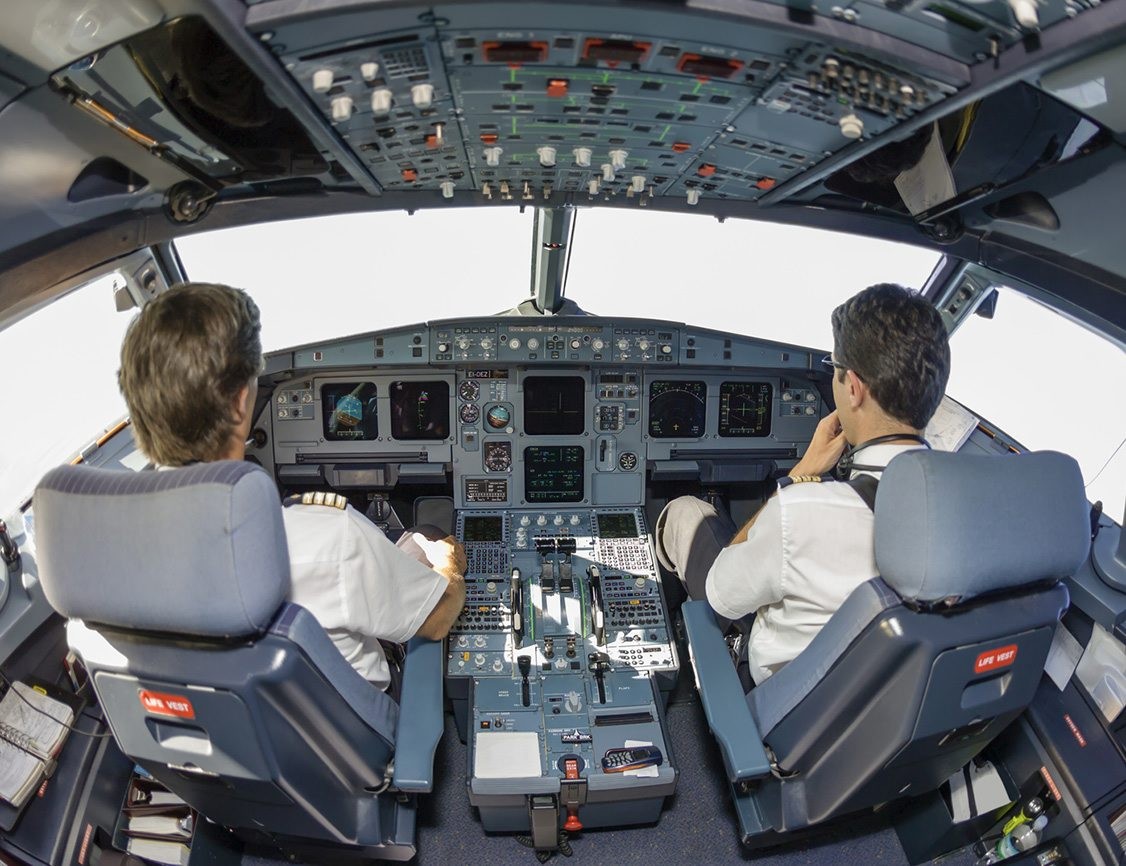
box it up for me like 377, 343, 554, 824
875, 450, 1090, 603
35, 461, 290, 638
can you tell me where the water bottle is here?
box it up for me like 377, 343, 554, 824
976, 822, 1038, 864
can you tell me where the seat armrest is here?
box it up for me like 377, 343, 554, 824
681, 601, 771, 783
391, 637, 444, 793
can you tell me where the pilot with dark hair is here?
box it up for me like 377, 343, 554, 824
655, 283, 951, 685
117, 282, 466, 692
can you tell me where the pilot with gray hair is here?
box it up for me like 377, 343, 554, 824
117, 281, 467, 692
655, 283, 951, 686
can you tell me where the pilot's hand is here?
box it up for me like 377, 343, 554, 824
789, 410, 847, 479
418, 535, 467, 579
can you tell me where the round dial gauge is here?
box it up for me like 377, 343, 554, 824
458, 380, 480, 401
485, 404, 511, 430
618, 451, 638, 472
459, 403, 481, 424
484, 440, 512, 472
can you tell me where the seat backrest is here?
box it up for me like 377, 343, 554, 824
747, 450, 1090, 832
34, 462, 401, 848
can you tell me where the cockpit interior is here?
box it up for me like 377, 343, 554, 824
0, 1, 1124, 865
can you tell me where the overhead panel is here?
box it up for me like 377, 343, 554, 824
273, 13, 959, 207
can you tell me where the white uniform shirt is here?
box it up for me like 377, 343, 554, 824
705, 443, 923, 685
283, 504, 447, 690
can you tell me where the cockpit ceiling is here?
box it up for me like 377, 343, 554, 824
41, 0, 1103, 209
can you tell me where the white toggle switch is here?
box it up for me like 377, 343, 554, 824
312, 68, 334, 93
553, 515, 564, 526
686, 188, 701, 206
588, 178, 600, 195
331, 95, 353, 122
371, 88, 392, 116
537, 145, 557, 167
360, 62, 379, 81
1009, 0, 1039, 27
484, 146, 504, 167
536, 515, 548, 526
520, 516, 531, 526
570, 514, 581, 526
630, 175, 646, 193
609, 148, 628, 170
601, 163, 615, 182
573, 146, 593, 168
440, 180, 455, 199
411, 83, 435, 109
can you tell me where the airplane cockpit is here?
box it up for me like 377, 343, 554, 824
1, 1, 1125, 865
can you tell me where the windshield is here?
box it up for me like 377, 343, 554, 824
174, 209, 941, 351
0, 274, 132, 513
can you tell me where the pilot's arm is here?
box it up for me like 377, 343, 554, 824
409, 534, 468, 640
727, 410, 847, 546
704, 496, 784, 621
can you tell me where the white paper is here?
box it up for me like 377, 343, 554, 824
474, 731, 542, 779
1075, 623, 1126, 722
894, 122, 957, 216
0, 736, 45, 807
0, 682, 75, 759
1045, 625, 1083, 691
925, 396, 979, 453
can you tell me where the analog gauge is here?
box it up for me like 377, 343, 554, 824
458, 380, 480, 402
459, 403, 481, 424
618, 451, 638, 472
485, 404, 511, 430
484, 440, 512, 473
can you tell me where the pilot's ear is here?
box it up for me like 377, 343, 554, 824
232, 383, 253, 423
845, 369, 866, 408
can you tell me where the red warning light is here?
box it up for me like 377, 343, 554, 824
755, 177, 776, 190
697, 164, 717, 177
671, 142, 691, 153
547, 78, 569, 97
401, 168, 418, 182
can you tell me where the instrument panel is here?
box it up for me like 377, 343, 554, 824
267, 317, 825, 507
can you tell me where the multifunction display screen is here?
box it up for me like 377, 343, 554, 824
524, 446, 584, 503
596, 513, 638, 539
322, 382, 378, 441
463, 515, 504, 543
718, 382, 773, 438
523, 376, 585, 435
390, 380, 450, 440
648, 381, 706, 438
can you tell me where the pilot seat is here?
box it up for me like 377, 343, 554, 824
33, 460, 444, 862
682, 449, 1091, 848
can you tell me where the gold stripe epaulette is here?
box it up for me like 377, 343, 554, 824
284, 491, 348, 510
789, 475, 825, 484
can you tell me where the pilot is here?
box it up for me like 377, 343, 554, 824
655, 283, 950, 686
116, 282, 467, 692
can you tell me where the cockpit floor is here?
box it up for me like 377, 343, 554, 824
243, 694, 980, 864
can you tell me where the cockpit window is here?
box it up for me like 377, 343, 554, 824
174, 209, 941, 351
946, 287, 1126, 509
0, 275, 132, 514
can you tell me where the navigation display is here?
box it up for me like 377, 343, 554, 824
597, 513, 637, 539
524, 446, 584, 503
648, 381, 706, 438
390, 380, 450, 440
718, 382, 773, 437
524, 376, 585, 435
463, 515, 504, 543
322, 382, 378, 441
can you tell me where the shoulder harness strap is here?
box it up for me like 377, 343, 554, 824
845, 474, 879, 513
283, 491, 348, 510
